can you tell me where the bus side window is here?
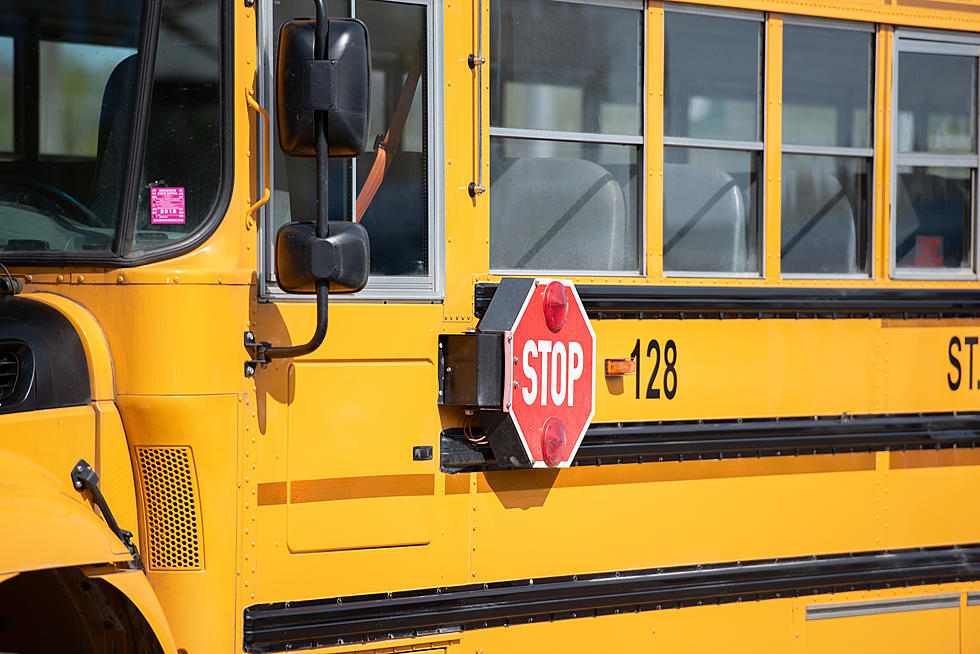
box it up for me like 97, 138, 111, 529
893, 41, 978, 275
663, 9, 763, 276
781, 23, 873, 277
488, 0, 643, 274
270, 0, 430, 280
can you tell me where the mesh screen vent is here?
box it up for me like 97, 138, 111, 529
135, 446, 203, 570
0, 351, 17, 401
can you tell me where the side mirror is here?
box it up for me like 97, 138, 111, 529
277, 18, 371, 158
275, 221, 370, 294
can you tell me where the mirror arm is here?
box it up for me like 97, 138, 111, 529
244, 0, 332, 378
245, 280, 329, 375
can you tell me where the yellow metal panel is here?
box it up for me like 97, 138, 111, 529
62, 284, 250, 396
803, 596, 959, 654
766, 15, 783, 281
286, 361, 438, 551
463, 596, 796, 654
116, 394, 239, 654
93, 401, 142, 558
469, 459, 885, 582
594, 318, 980, 423
664, 0, 980, 32
0, 406, 97, 489
647, 2, 665, 281
595, 319, 881, 422
870, 463, 980, 550
0, 451, 131, 575
876, 26, 893, 280
962, 595, 980, 652
442, 0, 490, 321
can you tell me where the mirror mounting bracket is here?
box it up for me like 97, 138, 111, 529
244, 0, 333, 379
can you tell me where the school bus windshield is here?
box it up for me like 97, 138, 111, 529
0, 0, 222, 257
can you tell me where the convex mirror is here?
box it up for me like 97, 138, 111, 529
277, 18, 371, 158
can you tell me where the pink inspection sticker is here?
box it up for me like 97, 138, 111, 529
150, 187, 186, 225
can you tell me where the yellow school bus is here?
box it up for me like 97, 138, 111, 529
5, 0, 980, 651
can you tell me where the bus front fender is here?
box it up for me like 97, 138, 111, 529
0, 451, 133, 576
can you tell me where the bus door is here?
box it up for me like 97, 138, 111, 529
252, 0, 444, 559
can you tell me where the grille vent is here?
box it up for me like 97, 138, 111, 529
135, 446, 203, 570
0, 351, 17, 401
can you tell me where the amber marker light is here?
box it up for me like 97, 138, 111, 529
605, 358, 636, 376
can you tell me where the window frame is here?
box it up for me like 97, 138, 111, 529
257, 0, 446, 302
779, 16, 877, 281
661, 3, 765, 279
487, 0, 646, 278
891, 29, 980, 281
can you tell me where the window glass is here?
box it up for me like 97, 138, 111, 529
783, 26, 871, 149
663, 10, 762, 275
0, 0, 145, 252
894, 44, 978, 276
489, 0, 642, 273
271, 0, 430, 278
898, 53, 976, 155
781, 25, 873, 277
781, 154, 869, 274
0, 0, 224, 256
664, 12, 761, 142
664, 146, 760, 273
895, 166, 973, 270
40, 41, 135, 157
0, 37, 12, 153
133, 0, 222, 249
490, 138, 639, 270
490, 0, 641, 135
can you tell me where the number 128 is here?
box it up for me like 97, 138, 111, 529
629, 338, 677, 400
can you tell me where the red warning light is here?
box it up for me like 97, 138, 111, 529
543, 281, 568, 332
541, 417, 567, 467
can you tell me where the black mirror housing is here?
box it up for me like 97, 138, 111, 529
277, 18, 371, 158
275, 221, 370, 294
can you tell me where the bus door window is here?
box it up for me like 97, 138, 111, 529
268, 0, 432, 283
894, 36, 979, 276
781, 22, 874, 277
663, 8, 763, 275
488, 0, 643, 274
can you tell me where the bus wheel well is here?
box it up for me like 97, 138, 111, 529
0, 567, 164, 654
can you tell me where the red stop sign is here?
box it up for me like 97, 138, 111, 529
502, 279, 596, 467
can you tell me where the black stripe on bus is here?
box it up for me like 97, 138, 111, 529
243, 543, 980, 652
441, 412, 980, 472
473, 283, 980, 319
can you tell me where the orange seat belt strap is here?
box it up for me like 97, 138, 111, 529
355, 49, 424, 222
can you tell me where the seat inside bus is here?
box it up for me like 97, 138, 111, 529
663, 162, 746, 273
781, 169, 857, 274
895, 171, 970, 269
490, 157, 627, 271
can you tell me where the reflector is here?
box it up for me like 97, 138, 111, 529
543, 281, 568, 332
541, 417, 567, 466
